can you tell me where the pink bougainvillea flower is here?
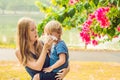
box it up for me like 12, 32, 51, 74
113, 35, 118, 38
80, 7, 110, 45
69, 0, 74, 5
103, 7, 110, 13
98, 34, 101, 38
89, 14, 95, 19
69, 0, 79, 5
92, 40, 98, 46
80, 32, 90, 45
94, 7, 110, 28
117, 26, 120, 32
75, 0, 79, 1
91, 32, 98, 37
86, 19, 93, 26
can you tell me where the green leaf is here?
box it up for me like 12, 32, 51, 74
113, 0, 117, 6
103, 28, 107, 34
99, 0, 108, 6
67, 7, 76, 18
84, 1, 91, 10
92, 0, 99, 6
118, 0, 120, 7
107, 28, 115, 38
35, 1, 48, 13
76, 3, 84, 12
109, 0, 114, 4
57, 13, 65, 23
56, 0, 61, 5
118, 0, 120, 10
116, 18, 120, 25
37, 22, 44, 36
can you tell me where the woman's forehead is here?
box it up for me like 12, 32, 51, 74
29, 22, 36, 28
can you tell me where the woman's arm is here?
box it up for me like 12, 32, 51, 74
15, 45, 48, 71
15, 37, 54, 71
26, 45, 48, 71
55, 65, 70, 80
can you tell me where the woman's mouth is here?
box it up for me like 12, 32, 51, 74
35, 35, 37, 38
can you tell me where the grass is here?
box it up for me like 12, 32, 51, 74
0, 61, 30, 80
0, 61, 120, 80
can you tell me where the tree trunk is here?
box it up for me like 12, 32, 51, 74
85, 44, 87, 49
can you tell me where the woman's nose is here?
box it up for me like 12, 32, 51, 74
35, 29, 37, 33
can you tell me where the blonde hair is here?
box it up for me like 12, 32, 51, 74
17, 17, 42, 65
44, 20, 62, 35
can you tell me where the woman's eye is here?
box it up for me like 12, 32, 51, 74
31, 28, 34, 31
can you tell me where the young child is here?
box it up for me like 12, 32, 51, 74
43, 20, 69, 75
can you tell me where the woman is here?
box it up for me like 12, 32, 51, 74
15, 17, 69, 80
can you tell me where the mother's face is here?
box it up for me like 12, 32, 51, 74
28, 21, 38, 42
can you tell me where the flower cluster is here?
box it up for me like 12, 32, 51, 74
117, 26, 120, 32
80, 14, 94, 45
80, 7, 110, 46
69, 0, 79, 5
95, 7, 110, 28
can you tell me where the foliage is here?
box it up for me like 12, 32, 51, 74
35, 0, 120, 45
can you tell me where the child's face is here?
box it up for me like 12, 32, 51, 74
44, 30, 61, 41
51, 31, 60, 40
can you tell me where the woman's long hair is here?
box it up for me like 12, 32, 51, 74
16, 17, 42, 65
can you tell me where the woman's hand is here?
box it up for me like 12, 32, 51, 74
55, 68, 69, 80
43, 35, 54, 50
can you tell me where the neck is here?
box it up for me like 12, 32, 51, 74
57, 38, 61, 41
55, 39, 61, 43
29, 41, 35, 53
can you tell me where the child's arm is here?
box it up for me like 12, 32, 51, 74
43, 53, 66, 72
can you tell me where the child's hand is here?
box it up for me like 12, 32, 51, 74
43, 67, 53, 73
50, 35, 58, 41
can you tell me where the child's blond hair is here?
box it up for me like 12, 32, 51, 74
44, 20, 62, 35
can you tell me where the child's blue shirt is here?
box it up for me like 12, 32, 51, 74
50, 40, 69, 72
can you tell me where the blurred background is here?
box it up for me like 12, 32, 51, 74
0, 0, 120, 80
0, 0, 120, 50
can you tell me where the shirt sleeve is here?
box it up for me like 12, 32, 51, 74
56, 41, 68, 55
